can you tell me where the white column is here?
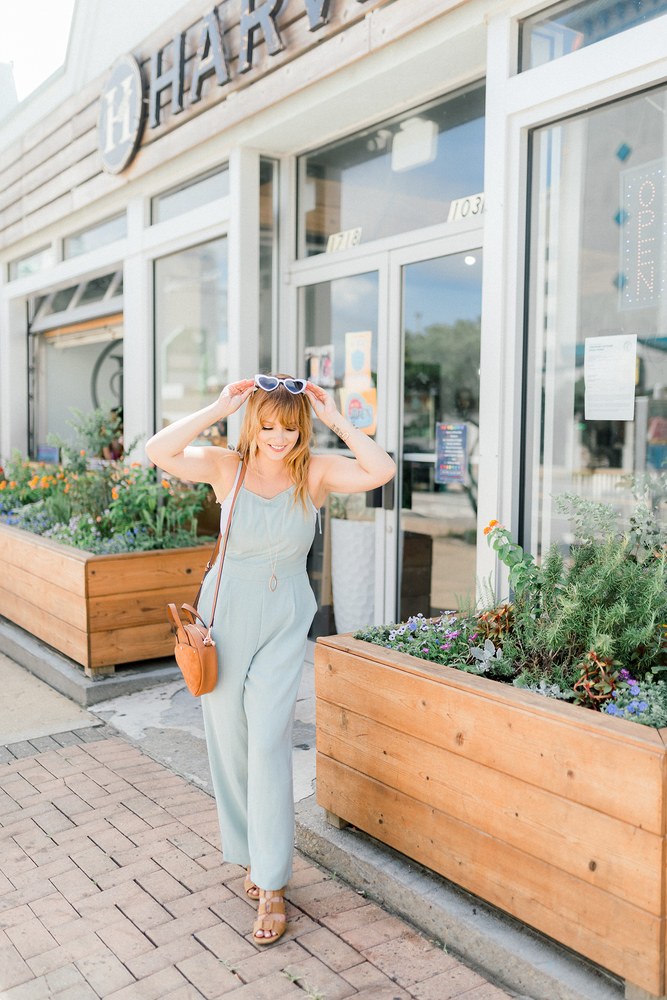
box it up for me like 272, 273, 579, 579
227, 146, 260, 446
123, 194, 153, 462
0, 293, 29, 463
477, 12, 516, 601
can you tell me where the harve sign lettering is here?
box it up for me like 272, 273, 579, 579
148, 0, 371, 127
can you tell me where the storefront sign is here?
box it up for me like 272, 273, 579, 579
98, 55, 146, 175
584, 334, 637, 421
619, 159, 667, 310
99, 0, 371, 173
435, 423, 467, 484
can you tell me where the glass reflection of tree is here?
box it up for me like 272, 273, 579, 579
405, 316, 481, 513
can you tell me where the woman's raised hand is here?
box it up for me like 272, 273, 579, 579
305, 382, 338, 425
217, 379, 255, 416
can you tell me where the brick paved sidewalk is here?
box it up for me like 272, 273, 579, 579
0, 731, 512, 1000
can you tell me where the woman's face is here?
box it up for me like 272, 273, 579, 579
255, 410, 299, 464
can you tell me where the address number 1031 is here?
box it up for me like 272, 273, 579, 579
447, 193, 485, 223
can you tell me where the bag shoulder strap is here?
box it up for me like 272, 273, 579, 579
192, 460, 246, 629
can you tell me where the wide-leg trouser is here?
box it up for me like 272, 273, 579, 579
199, 565, 316, 890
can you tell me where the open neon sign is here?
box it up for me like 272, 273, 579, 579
620, 159, 667, 310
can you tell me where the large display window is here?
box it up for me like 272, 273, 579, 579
524, 84, 667, 558
154, 237, 228, 446
297, 84, 485, 258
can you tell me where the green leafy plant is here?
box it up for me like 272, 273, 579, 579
0, 407, 213, 555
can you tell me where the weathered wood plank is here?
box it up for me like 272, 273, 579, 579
0, 524, 87, 596
316, 753, 664, 994
0, 585, 88, 665
314, 644, 665, 833
88, 584, 201, 631
0, 128, 98, 217
316, 700, 663, 914
86, 545, 211, 597
0, 562, 87, 631
88, 622, 175, 667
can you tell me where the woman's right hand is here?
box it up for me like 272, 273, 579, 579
217, 379, 255, 416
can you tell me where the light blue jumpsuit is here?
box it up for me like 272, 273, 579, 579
198, 463, 317, 890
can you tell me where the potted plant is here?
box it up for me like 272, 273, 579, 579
315, 493, 667, 997
0, 409, 215, 676
328, 492, 375, 633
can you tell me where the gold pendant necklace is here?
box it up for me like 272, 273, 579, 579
256, 469, 287, 592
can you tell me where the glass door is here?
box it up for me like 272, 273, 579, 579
295, 257, 388, 640
396, 249, 483, 617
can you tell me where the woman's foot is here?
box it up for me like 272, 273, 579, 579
253, 888, 286, 943
244, 868, 260, 899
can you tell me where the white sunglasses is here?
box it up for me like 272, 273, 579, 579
254, 375, 308, 394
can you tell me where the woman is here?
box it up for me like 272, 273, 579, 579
145, 375, 395, 944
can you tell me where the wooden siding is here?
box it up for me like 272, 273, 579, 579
0, 0, 463, 252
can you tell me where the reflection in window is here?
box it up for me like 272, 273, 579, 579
8, 246, 53, 281
64, 215, 127, 259
152, 166, 229, 224
78, 274, 114, 305
259, 159, 278, 374
154, 238, 228, 446
520, 0, 667, 70
50, 286, 79, 314
301, 272, 380, 641
297, 84, 485, 257
401, 252, 482, 616
525, 85, 667, 558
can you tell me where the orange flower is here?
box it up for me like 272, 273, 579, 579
111, 489, 119, 500
131, 462, 141, 468
64, 484, 70, 493
9, 481, 16, 488
161, 479, 170, 488
0, 481, 5, 490
80, 450, 85, 456
483, 519, 500, 536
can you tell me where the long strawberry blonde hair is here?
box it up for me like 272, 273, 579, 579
237, 378, 313, 512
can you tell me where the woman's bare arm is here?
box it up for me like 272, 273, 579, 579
145, 380, 254, 487
305, 383, 396, 504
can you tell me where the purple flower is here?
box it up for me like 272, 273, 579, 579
441, 642, 452, 650
422, 647, 429, 653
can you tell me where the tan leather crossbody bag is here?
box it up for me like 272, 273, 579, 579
167, 461, 246, 696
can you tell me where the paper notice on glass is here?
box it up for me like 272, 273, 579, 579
584, 334, 637, 421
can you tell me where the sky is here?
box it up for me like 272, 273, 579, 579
0, 0, 76, 102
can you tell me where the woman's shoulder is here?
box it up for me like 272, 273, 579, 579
212, 449, 242, 502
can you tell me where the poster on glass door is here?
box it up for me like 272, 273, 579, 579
341, 331, 377, 435
435, 423, 467, 484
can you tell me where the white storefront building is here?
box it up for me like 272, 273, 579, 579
1, 0, 666, 641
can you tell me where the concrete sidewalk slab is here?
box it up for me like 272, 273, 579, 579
0, 652, 99, 744
0, 616, 183, 707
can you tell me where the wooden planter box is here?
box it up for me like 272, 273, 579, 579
0, 522, 210, 676
315, 633, 667, 997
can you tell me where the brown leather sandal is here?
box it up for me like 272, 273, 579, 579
244, 869, 259, 899
253, 889, 286, 945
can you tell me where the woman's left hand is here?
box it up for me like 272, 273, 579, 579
305, 382, 339, 425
